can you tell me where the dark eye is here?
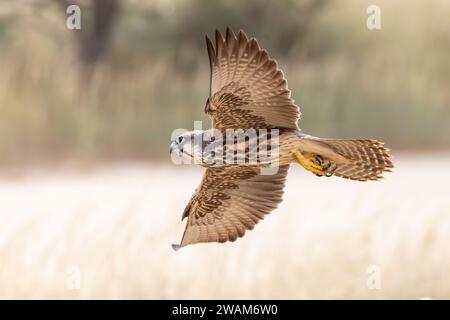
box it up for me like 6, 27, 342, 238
177, 136, 184, 144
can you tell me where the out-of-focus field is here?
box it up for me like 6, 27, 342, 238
0, 154, 449, 299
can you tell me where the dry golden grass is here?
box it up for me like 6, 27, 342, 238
0, 154, 449, 299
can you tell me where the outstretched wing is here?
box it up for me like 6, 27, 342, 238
205, 28, 300, 131
173, 165, 289, 249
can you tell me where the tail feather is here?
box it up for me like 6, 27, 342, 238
299, 137, 394, 181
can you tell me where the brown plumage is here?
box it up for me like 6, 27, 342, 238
295, 136, 394, 181
205, 29, 299, 130
170, 28, 393, 249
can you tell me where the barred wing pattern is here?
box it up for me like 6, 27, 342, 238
173, 165, 289, 249
205, 28, 300, 130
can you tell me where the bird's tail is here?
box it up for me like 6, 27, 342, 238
295, 135, 394, 181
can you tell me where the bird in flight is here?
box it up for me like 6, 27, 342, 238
169, 28, 393, 249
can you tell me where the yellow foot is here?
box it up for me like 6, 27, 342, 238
292, 150, 337, 177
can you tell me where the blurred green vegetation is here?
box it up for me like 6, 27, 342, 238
0, 0, 449, 164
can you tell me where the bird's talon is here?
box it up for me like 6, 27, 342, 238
293, 150, 337, 178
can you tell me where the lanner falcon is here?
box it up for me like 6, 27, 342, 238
169, 28, 393, 249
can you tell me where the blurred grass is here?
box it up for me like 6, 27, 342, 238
0, 0, 449, 164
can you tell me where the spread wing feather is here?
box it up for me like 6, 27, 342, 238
205, 28, 300, 131
173, 165, 289, 249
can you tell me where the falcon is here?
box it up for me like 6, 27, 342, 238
169, 28, 393, 249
